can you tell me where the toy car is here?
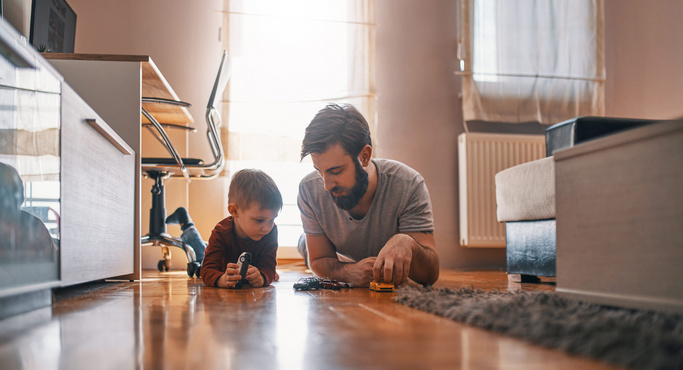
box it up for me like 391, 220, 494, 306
369, 280, 394, 292
293, 277, 322, 291
320, 278, 352, 290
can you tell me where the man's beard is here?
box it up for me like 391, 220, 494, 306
329, 158, 369, 210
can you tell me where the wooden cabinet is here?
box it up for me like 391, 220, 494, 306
0, 16, 136, 318
60, 84, 135, 286
44, 54, 193, 279
555, 120, 683, 312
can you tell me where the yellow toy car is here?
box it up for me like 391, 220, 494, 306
369, 280, 394, 292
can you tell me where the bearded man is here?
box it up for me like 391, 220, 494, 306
297, 103, 440, 287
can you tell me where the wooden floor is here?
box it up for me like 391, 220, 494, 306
0, 266, 618, 369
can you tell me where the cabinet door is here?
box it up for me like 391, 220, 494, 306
60, 85, 135, 286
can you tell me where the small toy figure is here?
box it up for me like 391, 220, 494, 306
369, 280, 394, 292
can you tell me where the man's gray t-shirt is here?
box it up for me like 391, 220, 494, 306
297, 158, 434, 262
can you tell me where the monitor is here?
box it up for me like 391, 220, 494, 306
29, 0, 76, 53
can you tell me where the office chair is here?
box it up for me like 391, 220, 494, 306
140, 51, 229, 277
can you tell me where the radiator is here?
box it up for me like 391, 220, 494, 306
458, 133, 546, 247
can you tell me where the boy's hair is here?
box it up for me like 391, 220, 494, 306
228, 169, 283, 211
301, 103, 372, 160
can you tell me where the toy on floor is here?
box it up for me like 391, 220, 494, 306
234, 252, 252, 289
369, 280, 394, 292
293, 277, 353, 291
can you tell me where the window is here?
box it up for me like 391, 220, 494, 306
222, 0, 376, 247
459, 0, 605, 124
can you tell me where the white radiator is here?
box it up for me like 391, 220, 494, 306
458, 133, 546, 247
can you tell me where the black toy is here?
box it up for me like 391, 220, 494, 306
234, 252, 252, 289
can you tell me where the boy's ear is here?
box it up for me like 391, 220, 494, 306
227, 204, 238, 217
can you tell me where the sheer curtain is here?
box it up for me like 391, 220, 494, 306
222, 0, 376, 247
459, 0, 604, 125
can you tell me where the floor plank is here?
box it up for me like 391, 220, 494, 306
0, 268, 617, 369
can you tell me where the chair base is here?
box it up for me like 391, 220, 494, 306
142, 233, 200, 278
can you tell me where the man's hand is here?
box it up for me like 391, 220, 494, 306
372, 232, 439, 286
345, 257, 377, 288
373, 234, 413, 285
217, 263, 243, 288
245, 265, 265, 287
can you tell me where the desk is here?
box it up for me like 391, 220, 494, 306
44, 53, 192, 280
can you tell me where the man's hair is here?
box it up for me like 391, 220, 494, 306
301, 103, 372, 160
228, 169, 283, 211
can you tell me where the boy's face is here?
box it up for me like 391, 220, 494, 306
229, 203, 278, 241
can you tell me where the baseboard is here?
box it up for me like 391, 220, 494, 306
557, 287, 683, 314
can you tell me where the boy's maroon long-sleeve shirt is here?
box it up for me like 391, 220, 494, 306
201, 216, 278, 287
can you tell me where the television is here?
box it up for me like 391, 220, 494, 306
29, 0, 76, 53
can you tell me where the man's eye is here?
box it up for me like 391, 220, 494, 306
255, 219, 264, 223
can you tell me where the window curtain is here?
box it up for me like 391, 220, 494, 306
221, 0, 376, 246
459, 0, 604, 125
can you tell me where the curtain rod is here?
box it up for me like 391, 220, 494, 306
222, 11, 376, 26
454, 71, 605, 83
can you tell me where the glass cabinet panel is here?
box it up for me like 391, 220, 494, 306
0, 41, 61, 294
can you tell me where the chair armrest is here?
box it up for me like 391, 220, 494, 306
142, 122, 196, 132
142, 97, 191, 108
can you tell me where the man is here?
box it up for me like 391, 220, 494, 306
297, 103, 439, 287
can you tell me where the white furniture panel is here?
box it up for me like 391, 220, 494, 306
60, 84, 135, 285
555, 119, 683, 313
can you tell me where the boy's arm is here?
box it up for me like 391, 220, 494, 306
307, 234, 376, 287
253, 226, 278, 286
201, 230, 229, 287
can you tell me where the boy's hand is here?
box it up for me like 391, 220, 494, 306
217, 263, 243, 288
245, 265, 265, 287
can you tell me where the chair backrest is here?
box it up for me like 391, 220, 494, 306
203, 51, 230, 173
208, 50, 231, 111
141, 51, 230, 180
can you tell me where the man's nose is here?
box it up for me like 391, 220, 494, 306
322, 175, 335, 192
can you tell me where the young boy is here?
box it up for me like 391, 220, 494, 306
199, 169, 282, 288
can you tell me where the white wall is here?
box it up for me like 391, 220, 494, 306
374, 0, 683, 269
604, 0, 683, 119
375, 0, 506, 269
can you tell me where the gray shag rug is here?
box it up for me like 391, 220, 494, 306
395, 286, 683, 370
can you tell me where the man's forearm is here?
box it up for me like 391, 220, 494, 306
406, 234, 440, 285
310, 257, 350, 281
310, 257, 374, 287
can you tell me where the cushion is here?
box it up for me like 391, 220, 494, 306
495, 156, 555, 222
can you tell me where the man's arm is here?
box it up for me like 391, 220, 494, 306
373, 231, 439, 286
307, 234, 377, 287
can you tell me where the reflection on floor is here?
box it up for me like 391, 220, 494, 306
0, 266, 615, 369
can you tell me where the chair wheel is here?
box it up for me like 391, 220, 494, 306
157, 260, 166, 272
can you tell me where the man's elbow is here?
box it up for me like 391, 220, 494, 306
418, 255, 440, 286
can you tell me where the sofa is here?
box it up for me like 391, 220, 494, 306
494, 116, 658, 282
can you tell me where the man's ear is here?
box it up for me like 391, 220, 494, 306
359, 145, 372, 166
228, 204, 239, 217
